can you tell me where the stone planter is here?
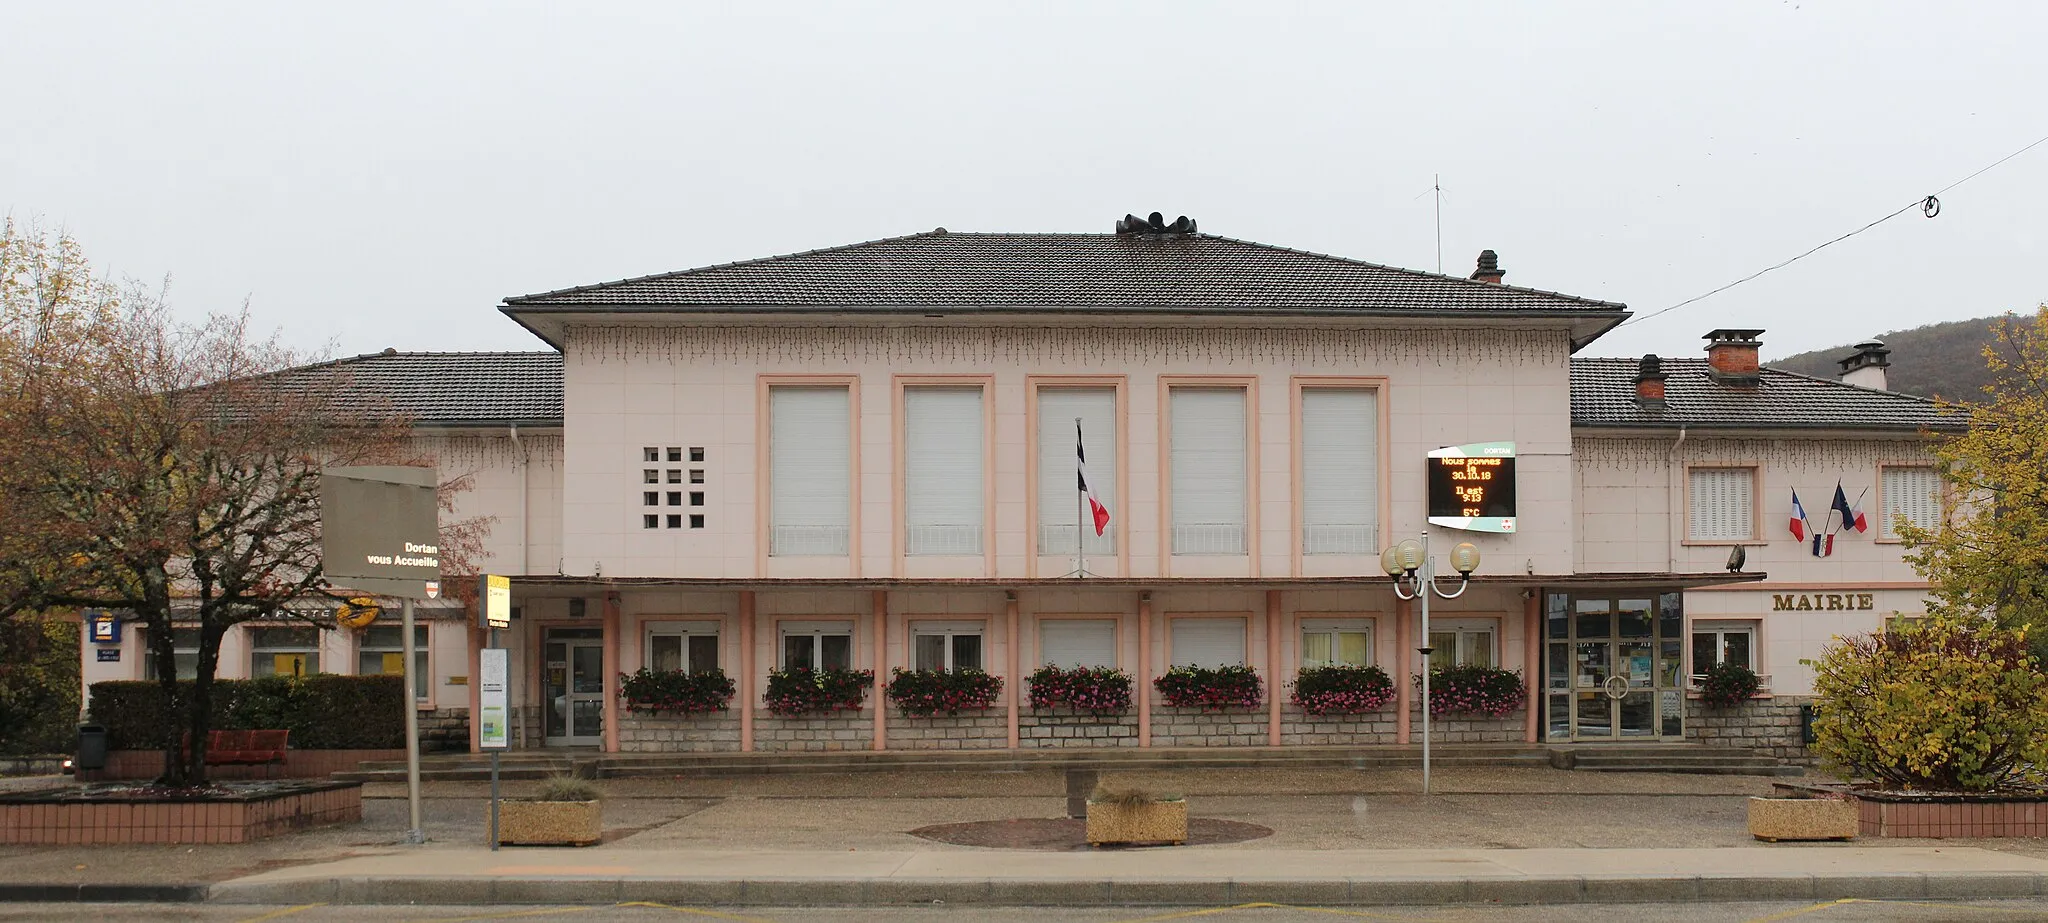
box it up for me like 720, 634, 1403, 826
497, 799, 603, 846
1747, 796, 1858, 841
1086, 798, 1188, 846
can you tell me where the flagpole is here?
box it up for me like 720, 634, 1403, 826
1075, 416, 1086, 579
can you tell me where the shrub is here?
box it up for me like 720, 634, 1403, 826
1289, 664, 1396, 716
1026, 665, 1133, 716
1419, 664, 1525, 718
86, 675, 408, 750
1809, 618, 2048, 792
1697, 661, 1762, 708
619, 668, 735, 715
1153, 665, 1263, 711
885, 668, 1002, 717
533, 774, 603, 802
763, 667, 875, 717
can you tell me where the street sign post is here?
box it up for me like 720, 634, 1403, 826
481, 646, 509, 849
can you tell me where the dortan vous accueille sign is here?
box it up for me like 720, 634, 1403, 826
321, 466, 441, 600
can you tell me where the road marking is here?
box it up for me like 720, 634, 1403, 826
406, 908, 595, 923
616, 902, 782, 922
1746, 897, 2048, 922
235, 905, 325, 923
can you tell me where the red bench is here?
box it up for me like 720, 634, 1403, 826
196, 730, 290, 777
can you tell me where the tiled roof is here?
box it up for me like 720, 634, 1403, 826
265, 351, 563, 427
1570, 358, 1956, 431
502, 232, 1626, 316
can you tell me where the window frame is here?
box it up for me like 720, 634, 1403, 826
1161, 379, 1258, 560
1293, 380, 1386, 559
1425, 617, 1497, 671
1688, 620, 1758, 682
896, 378, 993, 559
760, 376, 860, 563
248, 624, 322, 678
777, 619, 857, 672
1298, 617, 1375, 670
1877, 464, 1943, 543
909, 620, 987, 672
141, 627, 202, 681
643, 620, 723, 675
1685, 465, 1759, 544
1034, 616, 1119, 669
357, 623, 431, 703
1030, 381, 1123, 562
1167, 615, 1250, 668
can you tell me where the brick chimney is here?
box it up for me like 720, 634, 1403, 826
1837, 339, 1891, 390
1703, 328, 1764, 385
1634, 354, 1667, 409
1470, 250, 1504, 284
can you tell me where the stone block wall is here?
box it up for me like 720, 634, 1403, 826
617, 712, 741, 753
1688, 696, 1812, 764
1150, 706, 1268, 747
756, 713, 874, 752
1408, 701, 1527, 743
886, 711, 1007, 750
1020, 708, 1138, 748
1280, 705, 1397, 746
417, 707, 471, 752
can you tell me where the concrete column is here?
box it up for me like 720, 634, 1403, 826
739, 590, 756, 752
1137, 592, 1152, 748
1524, 590, 1541, 744
1006, 592, 1020, 749
1266, 589, 1282, 747
1395, 596, 1412, 745
601, 592, 621, 753
872, 589, 888, 751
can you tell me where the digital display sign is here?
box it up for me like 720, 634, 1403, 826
1427, 441, 1517, 533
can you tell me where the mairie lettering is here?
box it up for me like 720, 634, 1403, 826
1771, 592, 1876, 612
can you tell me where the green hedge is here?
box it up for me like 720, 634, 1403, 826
87, 674, 408, 750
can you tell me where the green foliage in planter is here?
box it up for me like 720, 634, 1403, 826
1290, 664, 1395, 716
1418, 664, 1526, 718
885, 668, 1002, 717
619, 668, 735, 715
1698, 661, 1763, 708
1152, 665, 1263, 710
533, 774, 603, 802
87, 675, 408, 750
1809, 617, 2048, 792
764, 667, 874, 717
1026, 665, 1133, 716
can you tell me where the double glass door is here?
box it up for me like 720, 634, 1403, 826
544, 628, 605, 747
1545, 593, 1684, 740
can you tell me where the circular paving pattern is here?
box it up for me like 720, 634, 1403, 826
908, 816, 1273, 851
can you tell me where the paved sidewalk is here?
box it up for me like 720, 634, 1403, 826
209, 845, 2048, 907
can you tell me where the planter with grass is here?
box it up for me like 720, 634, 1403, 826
1085, 786, 1188, 847
496, 775, 603, 847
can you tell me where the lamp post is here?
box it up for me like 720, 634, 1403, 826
1382, 533, 1480, 795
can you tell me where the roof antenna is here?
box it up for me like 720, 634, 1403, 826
1434, 173, 1444, 275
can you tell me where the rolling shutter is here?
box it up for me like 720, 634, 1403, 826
1038, 619, 1117, 668
1687, 468, 1754, 541
1037, 388, 1117, 555
904, 387, 984, 555
769, 386, 850, 556
1170, 388, 1247, 555
1881, 467, 1941, 538
1170, 617, 1247, 667
1300, 389, 1378, 554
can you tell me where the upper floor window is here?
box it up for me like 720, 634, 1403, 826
1169, 387, 1247, 555
903, 386, 984, 555
1037, 618, 1116, 668
1299, 388, 1379, 555
1688, 467, 1755, 542
1037, 387, 1117, 556
768, 385, 851, 556
1300, 618, 1373, 669
646, 621, 720, 674
1881, 466, 1941, 539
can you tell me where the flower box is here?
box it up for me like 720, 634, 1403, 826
1086, 797, 1188, 847
497, 799, 603, 846
1747, 796, 1858, 842
1153, 665, 1263, 711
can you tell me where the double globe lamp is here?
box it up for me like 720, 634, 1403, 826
1381, 535, 1480, 795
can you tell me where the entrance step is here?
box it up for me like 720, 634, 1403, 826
1551, 744, 1801, 776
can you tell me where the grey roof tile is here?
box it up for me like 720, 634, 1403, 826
265, 351, 562, 427
1570, 358, 1954, 431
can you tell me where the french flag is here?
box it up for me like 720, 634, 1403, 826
1837, 483, 1869, 534
1078, 423, 1109, 536
1789, 489, 1810, 542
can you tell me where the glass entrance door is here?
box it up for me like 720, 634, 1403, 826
1546, 593, 1684, 741
543, 630, 606, 747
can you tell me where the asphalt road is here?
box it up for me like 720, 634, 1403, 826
7, 900, 2048, 922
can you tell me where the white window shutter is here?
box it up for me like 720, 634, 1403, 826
1881, 467, 1940, 539
769, 386, 850, 555
1688, 468, 1753, 541
904, 387, 984, 555
1300, 389, 1377, 554
1037, 388, 1117, 555
1170, 388, 1247, 554
1170, 618, 1247, 667
1038, 619, 1117, 668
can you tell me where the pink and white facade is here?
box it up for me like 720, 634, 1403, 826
81, 219, 1952, 761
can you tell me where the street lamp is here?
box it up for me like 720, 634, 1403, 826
1382, 533, 1480, 795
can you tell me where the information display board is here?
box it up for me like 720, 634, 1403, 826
1426, 441, 1517, 533
479, 648, 509, 749
480, 575, 511, 630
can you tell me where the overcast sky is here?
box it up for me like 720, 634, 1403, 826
6, 2, 2044, 362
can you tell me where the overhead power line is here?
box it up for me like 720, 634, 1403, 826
1622, 131, 2048, 328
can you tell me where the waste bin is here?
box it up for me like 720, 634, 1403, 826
1798, 704, 1817, 745
76, 724, 107, 772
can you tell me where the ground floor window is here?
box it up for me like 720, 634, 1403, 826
645, 621, 721, 673
249, 625, 321, 677
911, 621, 984, 671
1169, 617, 1247, 667
357, 624, 429, 700
142, 627, 201, 681
780, 621, 854, 670
1037, 618, 1116, 668
1690, 622, 1756, 680
1300, 618, 1373, 669
1427, 618, 1496, 670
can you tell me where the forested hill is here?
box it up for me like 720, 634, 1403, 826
1767, 316, 2009, 401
